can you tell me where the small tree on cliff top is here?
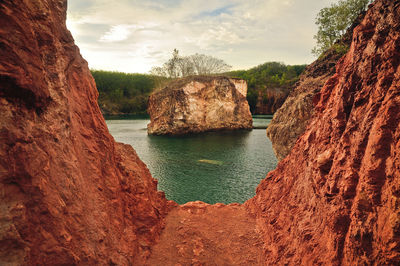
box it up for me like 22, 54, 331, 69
150, 49, 231, 78
312, 0, 372, 56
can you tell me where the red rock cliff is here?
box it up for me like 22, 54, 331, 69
0, 1, 169, 265
266, 12, 365, 161
246, 0, 400, 264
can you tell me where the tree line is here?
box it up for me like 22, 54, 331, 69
91, 70, 167, 115
92, 61, 306, 115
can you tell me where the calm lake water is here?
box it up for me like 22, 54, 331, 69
105, 115, 277, 204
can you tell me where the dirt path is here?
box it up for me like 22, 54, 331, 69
146, 201, 264, 265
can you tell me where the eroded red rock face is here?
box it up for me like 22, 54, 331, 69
265, 50, 342, 160
246, 0, 400, 264
0, 1, 169, 265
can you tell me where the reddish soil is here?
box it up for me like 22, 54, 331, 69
147, 202, 264, 265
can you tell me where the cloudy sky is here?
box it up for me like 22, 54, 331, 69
66, 0, 336, 74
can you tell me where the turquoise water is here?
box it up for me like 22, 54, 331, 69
105, 115, 277, 204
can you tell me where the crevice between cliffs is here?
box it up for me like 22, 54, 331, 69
1, 0, 399, 265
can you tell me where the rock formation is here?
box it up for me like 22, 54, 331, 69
266, 12, 366, 161
246, 0, 400, 264
254, 88, 290, 114
147, 76, 252, 135
0, 1, 170, 265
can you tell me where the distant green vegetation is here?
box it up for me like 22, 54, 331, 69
92, 62, 306, 115
226, 62, 306, 112
91, 70, 168, 115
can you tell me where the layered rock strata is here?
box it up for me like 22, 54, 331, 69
0, 1, 170, 265
266, 12, 366, 161
147, 76, 252, 135
255, 88, 290, 115
246, 0, 400, 264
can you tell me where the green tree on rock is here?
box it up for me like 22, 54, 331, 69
150, 49, 231, 78
312, 0, 372, 56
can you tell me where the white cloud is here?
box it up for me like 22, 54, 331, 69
100, 25, 132, 42
184, 25, 244, 50
67, 0, 338, 73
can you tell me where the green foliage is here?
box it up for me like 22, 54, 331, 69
332, 43, 349, 56
225, 62, 306, 113
317, 43, 350, 61
312, 0, 371, 56
91, 70, 166, 114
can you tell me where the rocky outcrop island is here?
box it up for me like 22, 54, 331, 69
147, 76, 253, 135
